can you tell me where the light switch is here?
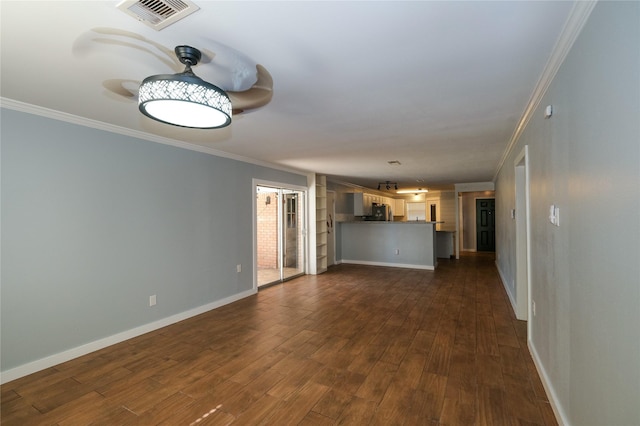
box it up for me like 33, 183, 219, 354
549, 205, 560, 226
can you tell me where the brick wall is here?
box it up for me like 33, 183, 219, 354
257, 192, 278, 268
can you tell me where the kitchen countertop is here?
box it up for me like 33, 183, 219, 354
340, 220, 437, 224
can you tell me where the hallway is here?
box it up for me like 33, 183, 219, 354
1, 254, 556, 425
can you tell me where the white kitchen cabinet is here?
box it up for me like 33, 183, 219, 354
394, 199, 405, 217
365, 194, 374, 213
353, 193, 364, 216
354, 193, 374, 216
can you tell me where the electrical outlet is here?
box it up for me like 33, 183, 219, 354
394, 249, 400, 255
149, 294, 157, 307
236, 264, 242, 273
532, 300, 536, 317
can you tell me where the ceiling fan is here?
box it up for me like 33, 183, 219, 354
72, 28, 273, 117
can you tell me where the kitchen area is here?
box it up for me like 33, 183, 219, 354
331, 186, 457, 270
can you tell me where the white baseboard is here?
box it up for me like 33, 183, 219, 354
495, 262, 566, 425
495, 261, 518, 316
340, 259, 435, 270
528, 340, 569, 426
0, 289, 256, 384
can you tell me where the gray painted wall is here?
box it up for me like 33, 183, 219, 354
495, 2, 639, 424
339, 222, 435, 269
1, 109, 306, 374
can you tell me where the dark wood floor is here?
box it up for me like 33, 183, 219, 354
1, 253, 557, 425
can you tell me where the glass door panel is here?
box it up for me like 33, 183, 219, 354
256, 186, 280, 287
282, 190, 305, 281
256, 185, 305, 287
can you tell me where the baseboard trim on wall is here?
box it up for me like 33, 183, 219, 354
496, 261, 518, 316
496, 260, 566, 425
0, 289, 257, 384
340, 259, 435, 270
528, 340, 569, 426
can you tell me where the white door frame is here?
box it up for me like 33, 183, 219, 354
326, 190, 336, 266
454, 182, 495, 259
426, 199, 439, 223
514, 146, 531, 324
252, 179, 308, 291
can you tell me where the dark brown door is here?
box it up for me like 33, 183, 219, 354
476, 199, 495, 252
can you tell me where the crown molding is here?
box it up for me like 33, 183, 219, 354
0, 98, 308, 177
493, 0, 598, 181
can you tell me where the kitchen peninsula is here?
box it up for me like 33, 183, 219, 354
338, 221, 437, 270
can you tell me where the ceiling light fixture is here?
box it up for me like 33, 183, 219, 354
378, 181, 398, 191
138, 45, 232, 129
397, 188, 429, 194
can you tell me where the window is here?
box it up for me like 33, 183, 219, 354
406, 202, 426, 221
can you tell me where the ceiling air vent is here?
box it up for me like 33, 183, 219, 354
117, 0, 200, 31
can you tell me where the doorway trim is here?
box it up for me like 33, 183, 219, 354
514, 146, 531, 324
326, 190, 336, 266
427, 200, 439, 223
252, 179, 308, 291
454, 182, 495, 259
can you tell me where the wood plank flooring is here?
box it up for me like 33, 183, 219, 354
1, 253, 557, 425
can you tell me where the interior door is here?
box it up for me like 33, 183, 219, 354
476, 198, 495, 252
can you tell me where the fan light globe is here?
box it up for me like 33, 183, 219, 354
138, 46, 232, 129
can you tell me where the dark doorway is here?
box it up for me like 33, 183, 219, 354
476, 198, 495, 252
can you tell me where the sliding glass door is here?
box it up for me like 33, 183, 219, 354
256, 185, 306, 287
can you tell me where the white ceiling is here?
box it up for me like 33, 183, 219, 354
1, 1, 575, 192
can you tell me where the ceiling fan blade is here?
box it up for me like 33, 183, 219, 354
72, 27, 179, 71
103, 79, 139, 102
73, 29, 274, 115
228, 65, 273, 114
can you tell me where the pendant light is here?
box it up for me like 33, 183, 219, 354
138, 46, 232, 129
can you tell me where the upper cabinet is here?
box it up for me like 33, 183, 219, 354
353, 192, 404, 217
353, 193, 373, 216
